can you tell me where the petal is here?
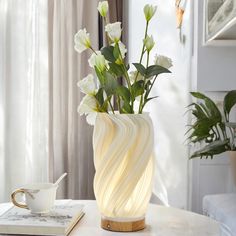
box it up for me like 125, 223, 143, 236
86, 112, 97, 125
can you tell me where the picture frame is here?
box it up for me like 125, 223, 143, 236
203, 0, 236, 46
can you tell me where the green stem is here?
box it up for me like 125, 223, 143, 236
139, 51, 150, 113
117, 95, 121, 113
146, 76, 157, 98
135, 21, 149, 82
90, 47, 97, 54
115, 42, 134, 113
108, 99, 115, 114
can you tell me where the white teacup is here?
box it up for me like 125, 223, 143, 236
11, 183, 58, 214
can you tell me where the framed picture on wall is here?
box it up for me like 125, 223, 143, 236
203, 0, 236, 45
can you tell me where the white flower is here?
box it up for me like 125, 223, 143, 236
105, 22, 122, 43
88, 51, 109, 72
154, 54, 173, 69
144, 4, 157, 22
77, 94, 98, 125
97, 1, 109, 17
78, 95, 98, 115
143, 35, 155, 52
129, 71, 144, 83
77, 74, 97, 95
74, 29, 91, 53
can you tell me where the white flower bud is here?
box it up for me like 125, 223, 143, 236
143, 4, 157, 22
97, 1, 109, 17
143, 35, 155, 52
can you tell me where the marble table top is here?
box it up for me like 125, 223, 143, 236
0, 200, 226, 235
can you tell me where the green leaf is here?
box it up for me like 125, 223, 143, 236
190, 92, 222, 122
116, 86, 130, 103
109, 63, 124, 77
191, 103, 208, 120
95, 88, 104, 106
113, 43, 120, 60
189, 118, 217, 143
190, 140, 230, 159
121, 101, 132, 113
133, 63, 146, 76
131, 80, 144, 98
146, 65, 171, 78
103, 72, 118, 96
224, 90, 236, 119
95, 66, 105, 85
101, 46, 115, 63
146, 96, 159, 102
190, 92, 207, 100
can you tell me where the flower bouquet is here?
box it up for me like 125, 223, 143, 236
74, 1, 172, 232
75, 1, 172, 124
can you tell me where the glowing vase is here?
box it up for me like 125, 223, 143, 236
93, 113, 155, 232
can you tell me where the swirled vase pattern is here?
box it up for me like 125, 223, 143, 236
93, 113, 155, 220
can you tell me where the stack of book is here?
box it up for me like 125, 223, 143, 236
0, 200, 84, 236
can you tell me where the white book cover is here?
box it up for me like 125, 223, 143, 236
0, 200, 84, 236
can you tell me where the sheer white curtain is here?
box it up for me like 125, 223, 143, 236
0, 0, 49, 202
0, 0, 99, 202
47, 0, 98, 199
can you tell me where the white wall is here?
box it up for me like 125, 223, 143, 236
127, 0, 192, 209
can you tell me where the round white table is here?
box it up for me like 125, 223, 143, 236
0, 200, 227, 235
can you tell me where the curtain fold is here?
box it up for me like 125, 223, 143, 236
47, 0, 99, 199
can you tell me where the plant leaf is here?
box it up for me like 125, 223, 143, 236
109, 63, 124, 77
131, 80, 144, 98
113, 43, 120, 60
95, 66, 105, 85
224, 90, 236, 119
101, 46, 115, 63
190, 92, 222, 122
95, 88, 104, 106
103, 72, 118, 96
146, 65, 171, 78
132, 63, 146, 76
116, 86, 131, 103
121, 101, 132, 113
190, 140, 230, 159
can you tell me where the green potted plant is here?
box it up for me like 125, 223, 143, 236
187, 90, 236, 182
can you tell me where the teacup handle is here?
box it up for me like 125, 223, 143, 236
11, 189, 28, 209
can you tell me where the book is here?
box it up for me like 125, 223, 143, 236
0, 200, 84, 235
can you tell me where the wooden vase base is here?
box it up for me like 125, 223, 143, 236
101, 218, 145, 232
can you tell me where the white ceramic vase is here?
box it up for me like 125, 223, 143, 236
93, 113, 154, 231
